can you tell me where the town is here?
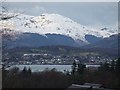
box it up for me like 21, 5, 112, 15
3, 52, 115, 66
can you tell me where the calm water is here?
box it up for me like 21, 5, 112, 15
6, 65, 100, 72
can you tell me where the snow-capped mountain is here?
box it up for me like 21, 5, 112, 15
0, 13, 117, 47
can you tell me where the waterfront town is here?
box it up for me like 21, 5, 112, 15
3, 52, 115, 66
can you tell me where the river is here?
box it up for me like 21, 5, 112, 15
6, 64, 100, 72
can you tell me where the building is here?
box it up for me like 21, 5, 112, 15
66, 83, 113, 90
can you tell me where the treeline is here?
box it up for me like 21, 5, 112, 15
2, 58, 120, 89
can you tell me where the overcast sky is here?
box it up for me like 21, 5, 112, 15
4, 0, 120, 2
2, 2, 118, 29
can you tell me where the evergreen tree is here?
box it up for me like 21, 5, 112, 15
77, 62, 86, 74
22, 66, 27, 75
110, 60, 115, 72
99, 62, 110, 72
71, 60, 77, 75
2, 64, 5, 70
10, 67, 19, 74
115, 58, 120, 75
28, 67, 32, 75
115, 58, 120, 89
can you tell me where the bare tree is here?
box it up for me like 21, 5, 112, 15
0, 0, 24, 20
0, 0, 24, 70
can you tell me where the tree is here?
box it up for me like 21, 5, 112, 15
28, 67, 32, 75
0, 0, 23, 21
22, 66, 27, 75
98, 62, 110, 72
115, 58, 120, 89
115, 58, 120, 75
110, 60, 115, 72
10, 67, 19, 74
71, 60, 77, 75
77, 62, 86, 74
2, 64, 5, 70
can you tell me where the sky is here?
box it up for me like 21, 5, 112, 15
1, 2, 118, 29
3, 0, 120, 2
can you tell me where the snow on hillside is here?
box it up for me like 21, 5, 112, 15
0, 13, 117, 43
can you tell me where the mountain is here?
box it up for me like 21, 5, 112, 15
0, 13, 117, 47
84, 34, 119, 49
3, 33, 81, 48
85, 35, 103, 43
78, 33, 119, 56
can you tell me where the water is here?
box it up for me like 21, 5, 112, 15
6, 65, 100, 72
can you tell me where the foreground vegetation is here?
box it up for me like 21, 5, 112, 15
2, 58, 120, 89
